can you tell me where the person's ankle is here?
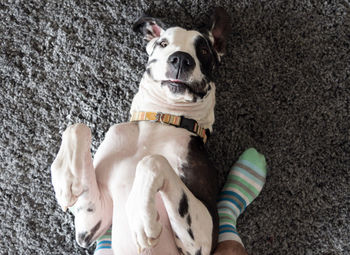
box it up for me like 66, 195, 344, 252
214, 240, 248, 255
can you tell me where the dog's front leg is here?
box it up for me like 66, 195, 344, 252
51, 124, 113, 248
126, 155, 213, 255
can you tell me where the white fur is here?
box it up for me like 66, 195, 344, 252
131, 74, 216, 131
51, 27, 217, 255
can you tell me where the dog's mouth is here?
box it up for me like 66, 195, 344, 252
162, 79, 189, 88
161, 80, 207, 99
161, 80, 190, 95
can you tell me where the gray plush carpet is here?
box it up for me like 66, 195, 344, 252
1, 0, 349, 254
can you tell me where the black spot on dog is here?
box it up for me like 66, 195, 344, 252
76, 206, 83, 213
175, 232, 179, 239
178, 192, 189, 217
87, 208, 94, 213
194, 36, 218, 80
146, 66, 157, 82
146, 68, 152, 77
147, 59, 157, 66
78, 231, 89, 246
177, 246, 184, 255
77, 220, 101, 248
186, 214, 192, 226
195, 248, 202, 255
187, 228, 194, 240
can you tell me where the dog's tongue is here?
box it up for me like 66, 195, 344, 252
170, 79, 185, 84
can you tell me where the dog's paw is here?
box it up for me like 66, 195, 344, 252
126, 191, 162, 252
51, 124, 92, 211
125, 155, 168, 252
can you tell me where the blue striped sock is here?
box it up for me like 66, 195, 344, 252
94, 227, 113, 255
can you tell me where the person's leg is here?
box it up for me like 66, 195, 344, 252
215, 148, 267, 254
214, 240, 248, 255
94, 227, 113, 255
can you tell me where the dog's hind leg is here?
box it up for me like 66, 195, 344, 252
126, 154, 213, 255
51, 124, 113, 248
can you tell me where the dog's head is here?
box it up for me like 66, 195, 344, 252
133, 7, 231, 102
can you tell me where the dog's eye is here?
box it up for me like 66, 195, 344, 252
201, 48, 209, 55
160, 40, 168, 48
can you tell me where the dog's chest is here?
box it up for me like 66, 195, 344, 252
103, 122, 192, 192
136, 122, 192, 172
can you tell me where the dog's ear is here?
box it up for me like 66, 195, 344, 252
209, 7, 232, 56
133, 15, 165, 41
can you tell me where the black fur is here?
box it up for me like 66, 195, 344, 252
178, 191, 189, 217
194, 35, 219, 81
180, 136, 219, 252
186, 214, 192, 226
133, 15, 164, 40
177, 246, 185, 255
77, 220, 101, 248
147, 59, 158, 67
195, 248, 202, 255
187, 228, 194, 240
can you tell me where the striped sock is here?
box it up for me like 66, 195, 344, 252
93, 227, 113, 255
217, 148, 267, 245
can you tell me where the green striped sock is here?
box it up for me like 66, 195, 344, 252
94, 227, 113, 255
217, 148, 267, 245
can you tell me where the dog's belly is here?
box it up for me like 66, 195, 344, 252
94, 122, 191, 254
109, 149, 187, 254
107, 158, 182, 255
112, 191, 180, 255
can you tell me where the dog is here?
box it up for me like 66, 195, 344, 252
51, 7, 231, 255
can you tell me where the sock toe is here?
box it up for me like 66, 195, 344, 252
239, 148, 267, 176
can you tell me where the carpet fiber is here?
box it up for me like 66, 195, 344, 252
1, 0, 349, 254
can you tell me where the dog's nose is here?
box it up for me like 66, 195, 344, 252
167, 51, 195, 74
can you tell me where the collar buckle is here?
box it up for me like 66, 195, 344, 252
152, 112, 164, 123
180, 117, 196, 132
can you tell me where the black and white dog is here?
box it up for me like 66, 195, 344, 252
51, 7, 231, 255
